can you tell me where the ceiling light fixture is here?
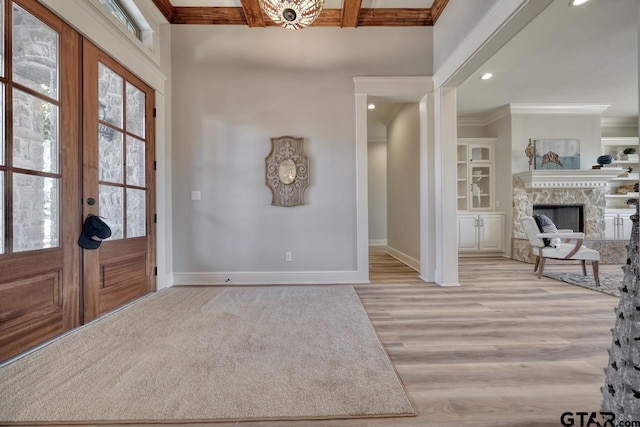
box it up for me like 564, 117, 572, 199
259, 0, 324, 30
569, 0, 589, 6
368, 104, 376, 110
480, 73, 493, 80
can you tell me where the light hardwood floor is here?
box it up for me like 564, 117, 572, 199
86, 249, 625, 427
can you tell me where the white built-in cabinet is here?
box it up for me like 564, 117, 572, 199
457, 139, 504, 255
601, 137, 638, 240
457, 139, 496, 211
604, 211, 633, 240
458, 213, 505, 254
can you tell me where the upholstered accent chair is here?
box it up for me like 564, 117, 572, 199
521, 216, 600, 286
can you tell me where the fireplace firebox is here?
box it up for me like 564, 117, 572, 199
533, 204, 585, 233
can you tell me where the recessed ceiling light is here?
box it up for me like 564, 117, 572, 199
480, 73, 493, 80
569, 0, 588, 6
368, 104, 376, 110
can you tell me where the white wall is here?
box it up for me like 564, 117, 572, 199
457, 125, 490, 138
367, 140, 387, 244
485, 116, 511, 255
171, 26, 432, 284
602, 126, 639, 138
386, 103, 420, 268
511, 114, 602, 173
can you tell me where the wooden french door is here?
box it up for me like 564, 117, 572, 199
0, 0, 81, 362
81, 41, 156, 322
0, 2, 155, 362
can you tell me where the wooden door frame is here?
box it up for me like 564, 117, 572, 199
82, 39, 156, 322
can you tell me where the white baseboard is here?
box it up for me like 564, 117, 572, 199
173, 270, 369, 285
385, 246, 420, 272
368, 239, 388, 246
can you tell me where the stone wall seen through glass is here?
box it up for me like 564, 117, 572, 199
12, 4, 58, 100
126, 188, 145, 238
99, 184, 123, 240
99, 128, 123, 183
13, 173, 59, 252
13, 89, 58, 173
126, 136, 144, 187
126, 82, 145, 138
98, 63, 123, 128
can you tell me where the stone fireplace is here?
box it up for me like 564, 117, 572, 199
511, 170, 627, 264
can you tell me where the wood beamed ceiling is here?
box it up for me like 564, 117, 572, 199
151, 0, 449, 27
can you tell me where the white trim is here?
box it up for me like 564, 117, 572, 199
173, 271, 368, 285
601, 118, 639, 128
353, 76, 433, 284
433, 0, 530, 89
459, 103, 614, 127
386, 246, 420, 272
509, 103, 610, 115
367, 137, 387, 144
368, 239, 388, 246
40, 0, 167, 93
354, 77, 434, 98
514, 170, 624, 188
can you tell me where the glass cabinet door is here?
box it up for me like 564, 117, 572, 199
470, 165, 491, 209
469, 145, 492, 162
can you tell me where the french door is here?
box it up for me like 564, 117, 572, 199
0, 0, 155, 362
82, 40, 155, 322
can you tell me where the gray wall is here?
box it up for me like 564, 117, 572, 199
171, 26, 432, 274
386, 103, 420, 261
367, 140, 387, 243
511, 114, 601, 173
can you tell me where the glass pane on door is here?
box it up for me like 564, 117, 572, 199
98, 128, 123, 183
13, 173, 59, 252
13, 89, 59, 173
470, 166, 491, 209
98, 63, 123, 128
470, 146, 491, 162
12, 4, 58, 99
126, 82, 145, 138
99, 184, 123, 240
126, 135, 144, 187
126, 188, 145, 238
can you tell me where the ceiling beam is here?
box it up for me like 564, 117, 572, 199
172, 7, 248, 25
151, 0, 174, 22
240, 0, 266, 27
357, 9, 433, 26
430, 0, 449, 24
170, 8, 434, 26
341, 0, 362, 27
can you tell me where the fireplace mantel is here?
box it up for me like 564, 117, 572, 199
514, 170, 623, 189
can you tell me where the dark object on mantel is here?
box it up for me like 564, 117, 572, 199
597, 154, 613, 166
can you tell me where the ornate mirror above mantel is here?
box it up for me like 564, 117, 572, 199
265, 136, 310, 207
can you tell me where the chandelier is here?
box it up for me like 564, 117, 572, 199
259, 0, 324, 30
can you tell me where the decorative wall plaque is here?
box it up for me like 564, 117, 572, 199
265, 136, 309, 207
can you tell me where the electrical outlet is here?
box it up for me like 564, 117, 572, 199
285, 252, 292, 262
191, 191, 201, 201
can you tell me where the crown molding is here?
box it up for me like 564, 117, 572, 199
509, 103, 611, 115
458, 104, 620, 128
601, 117, 638, 128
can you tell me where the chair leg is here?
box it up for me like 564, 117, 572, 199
537, 257, 546, 279
592, 261, 600, 286
534, 256, 540, 272
581, 260, 587, 276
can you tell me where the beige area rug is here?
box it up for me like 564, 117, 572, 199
0, 286, 415, 423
